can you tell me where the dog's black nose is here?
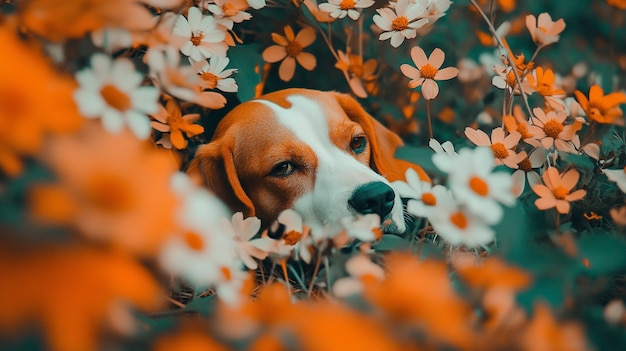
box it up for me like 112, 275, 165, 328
348, 182, 396, 218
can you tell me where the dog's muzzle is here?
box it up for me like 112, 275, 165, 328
348, 181, 396, 219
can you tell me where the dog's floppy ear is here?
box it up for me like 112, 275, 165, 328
186, 139, 255, 217
332, 92, 430, 183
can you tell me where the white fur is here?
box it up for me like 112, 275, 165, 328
257, 95, 406, 233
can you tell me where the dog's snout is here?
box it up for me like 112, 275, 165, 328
348, 182, 396, 219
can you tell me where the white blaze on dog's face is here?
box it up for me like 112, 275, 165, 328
187, 89, 430, 234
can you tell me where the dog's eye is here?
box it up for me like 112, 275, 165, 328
270, 161, 295, 177
350, 135, 367, 154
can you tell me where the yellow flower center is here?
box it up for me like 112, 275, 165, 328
283, 230, 303, 245
518, 123, 533, 140
490, 142, 509, 159
86, 174, 134, 213
469, 176, 489, 196
222, 3, 239, 17
200, 71, 220, 89
505, 70, 517, 87
286, 41, 303, 57
191, 31, 204, 46
450, 211, 468, 229
221, 266, 233, 281
543, 119, 564, 138
552, 186, 569, 200
518, 157, 532, 172
339, 0, 356, 10
100, 84, 131, 112
421, 192, 437, 206
420, 63, 438, 80
391, 16, 409, 31
349, 63, 364, 77
183, 231, 205, 251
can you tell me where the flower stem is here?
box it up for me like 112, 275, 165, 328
280, 259, 291, 294
308, 251, 323, 297
468, 0, 534, 120
426, 98, 434, 139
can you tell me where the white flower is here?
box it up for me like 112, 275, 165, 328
224, 212, 276, 269
173, 6, 228, 62
247, 0, 266, 9
333, 254, 384, 297
339, 213, 382, 242
160, 173, 239, 288
429, 138, 457, 155
207, 0, 253, 30
147, 47, 227, 109
318, 0, 375, 20
74, 53, 159, 139
604, 167, 626, 193
433, 147, 515, 225
264, 209, 313, 263
428, 189, 495, 247
198, 56, 238, 92
373, 0, 429, 48
511, 148, 548, 197
392, 168, 448, 219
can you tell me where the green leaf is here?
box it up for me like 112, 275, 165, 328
373, 234, 410, 252
560, 152, 596, 172
576, 233, 626, 276
394, 145, 441, 176
228, 44, 264, 103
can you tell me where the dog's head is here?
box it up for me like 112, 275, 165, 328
187, 88, 429, 233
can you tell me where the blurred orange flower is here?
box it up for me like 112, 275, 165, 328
37, 122, 179, 256
364, 253, 475, 349
0, 25, 82, 176
0, 244, 162, 351
607, 0, 626, 9
154, 328, 230, 351
525, 13, 566, 48
574, 85, 626, 125
18, 0, 185, 41
521, 303, 588, 351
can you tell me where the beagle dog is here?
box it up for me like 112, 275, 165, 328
187, 88, 429, 234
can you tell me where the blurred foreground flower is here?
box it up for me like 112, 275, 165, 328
400, 46, 458, 100
262, 25, 317, 82
18, 0, 185, 41
74, 54, 159, 140
0, 25, 82, 176
34, 123, 179, 256
0, 245, 162, 351
433, 147, 516, 225
532, 167, 586, 214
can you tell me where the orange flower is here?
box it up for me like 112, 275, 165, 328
335, 50, 378, 98
526, 67, 565, 97
150, 98, 204, 149
525, 13, 566, 48
503, 105, 534, 141
364, 253, 475, 348
38, 122, 179, 256
607, 0, 626, 9
521, 303, 588, 351
154, 328, 230, 351
532, 167, 586, 214
262, 25, 317, 82
0, 25, 82, 176
18, 0, 185, 41
0, 244, 162, 351
574, 85, 626, 124
400, 46, 459, 100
